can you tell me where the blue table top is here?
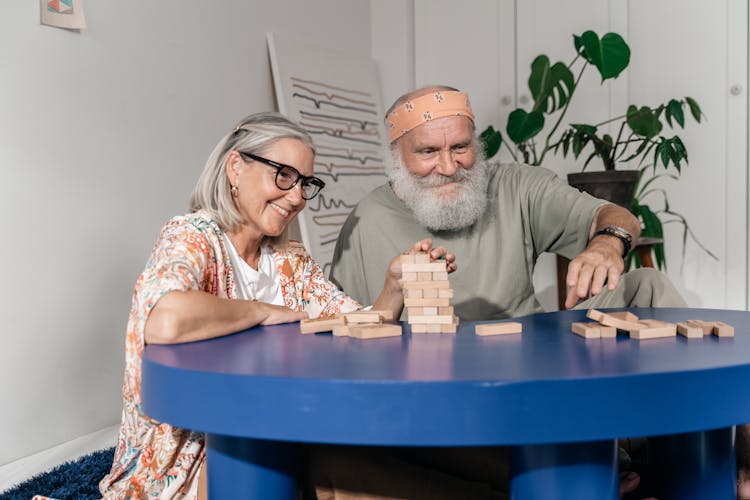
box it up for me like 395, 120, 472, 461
142, 307, 750, 446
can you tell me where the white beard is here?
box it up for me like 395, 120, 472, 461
388, 150, 489, 232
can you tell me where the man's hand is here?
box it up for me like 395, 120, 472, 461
564, 236, 625, 309
257, 302, 309, 326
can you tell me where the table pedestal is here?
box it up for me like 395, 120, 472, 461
206, 435, 299, 499
510, 440, 618, 500
651, 427, 736, 500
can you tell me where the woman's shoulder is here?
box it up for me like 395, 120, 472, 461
270, 239, 308, 257
161, 211, 222, 237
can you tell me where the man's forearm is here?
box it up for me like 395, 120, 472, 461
589, 204, 641, 256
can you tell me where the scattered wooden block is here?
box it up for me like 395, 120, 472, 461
713, 321, 734, 337
676, 322, 703, 338
686, 319, 714, 336
348, 324, 402, 339
571, 321, 600, 339
300, 316, 346, 334
475, 322, 523, 336
608, 311, 639, 322
344, 311, 382, 324
332, 325, 351, 337
362, 309, 395, 321
587, 309, 642, 331
629, 319, 676, 340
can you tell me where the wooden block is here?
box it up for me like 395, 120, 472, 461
401, 272, 417, 282
420, 307, 438, 316
422, 288, 439, 299
432, 271, 448, 281
402, 263, 447, 273
587, 309, 642, 331
300, 316, 346, 334
438, 288, 454, 298
712, 321, 734, 337
475, 322, 523, 336
366, 309, 395, 321
408, 307, 425, 316
417, 272, 432, 281
405, 288, 423, 299
676, 322, 703, 338
440, 322, 458, 333
608, 311, 639, 322
348, 324, 402, 339
687, 319, 714, 336
438, 306, 454, 316
404, 297, 451, 307
332, 325, 351, 337
408, 314, 454, 325
571, 322, 600, 339
399, 253, 416, 264
599, 326, 617, 338
414, 253, 430, 264
344, 311, 383, 324
402, 280, 451, 290
411, 324, 439, 333
629, 319, 676, 339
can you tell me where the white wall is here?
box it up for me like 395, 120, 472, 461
0, 0, 372, 466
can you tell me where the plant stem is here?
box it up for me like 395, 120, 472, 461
537, 61, 588, 165
609, 121, 627, 168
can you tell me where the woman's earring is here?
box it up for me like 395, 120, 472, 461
231, 185, 238, 197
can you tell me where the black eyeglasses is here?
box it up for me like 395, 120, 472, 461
239, 152, 325, 200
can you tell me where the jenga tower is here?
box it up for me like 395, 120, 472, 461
400, 252, 458, 333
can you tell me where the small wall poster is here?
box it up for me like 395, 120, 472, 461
41, 0, 86, 30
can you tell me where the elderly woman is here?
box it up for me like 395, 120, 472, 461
99, 112, 454, 498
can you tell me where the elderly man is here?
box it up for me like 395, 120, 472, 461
330, 85, 685, 318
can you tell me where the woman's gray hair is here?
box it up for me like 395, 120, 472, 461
189, 112, 314, 234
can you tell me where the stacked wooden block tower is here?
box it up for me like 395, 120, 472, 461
400, 252, 458, 333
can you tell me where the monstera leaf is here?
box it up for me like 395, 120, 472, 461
480, 125, 503, 159
528, 55, 575, 113
506, 109, 544, 144
626, 105, 662, 138
574, 31, 630, 81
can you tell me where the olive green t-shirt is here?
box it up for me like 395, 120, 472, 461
329, 163, 608, 321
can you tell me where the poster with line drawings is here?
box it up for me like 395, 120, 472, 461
268, 32, 388, 276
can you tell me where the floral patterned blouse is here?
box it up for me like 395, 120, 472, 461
99, 211, 361, 498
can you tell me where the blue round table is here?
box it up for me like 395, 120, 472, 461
142, 308, 750, 499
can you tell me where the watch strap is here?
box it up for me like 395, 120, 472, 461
592, 226, 632, 258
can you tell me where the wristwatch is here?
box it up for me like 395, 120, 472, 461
592, 226, 632, 258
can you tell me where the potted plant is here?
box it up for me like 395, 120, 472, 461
480, 30, 715, 269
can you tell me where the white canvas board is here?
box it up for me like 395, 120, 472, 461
268, 32, 388, 276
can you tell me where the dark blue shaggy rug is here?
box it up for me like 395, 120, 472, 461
0, 447, 114, 500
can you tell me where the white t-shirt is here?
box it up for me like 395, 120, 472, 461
221, 233, 284, 306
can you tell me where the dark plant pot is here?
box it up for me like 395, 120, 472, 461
567, 170, 640, 208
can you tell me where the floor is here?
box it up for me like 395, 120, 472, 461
0, 424, 119, 492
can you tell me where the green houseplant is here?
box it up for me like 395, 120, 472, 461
480, 30, 715, 269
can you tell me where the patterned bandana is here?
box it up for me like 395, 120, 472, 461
385, 90, 475, 143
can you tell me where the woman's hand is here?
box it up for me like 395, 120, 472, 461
256, 302, 309, 326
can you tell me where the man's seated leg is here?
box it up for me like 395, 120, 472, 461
574, 268, 687, 310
